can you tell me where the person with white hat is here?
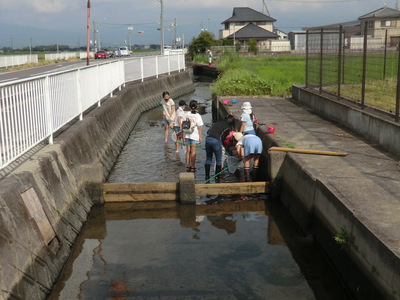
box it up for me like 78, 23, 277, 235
239, 102, 255, 135
233, 131, 262, 182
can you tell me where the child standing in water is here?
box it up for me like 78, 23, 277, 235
161, 91, 175, 143
184, 100, 203, 172
173, 100, 187, 152
239, 102, 255, 135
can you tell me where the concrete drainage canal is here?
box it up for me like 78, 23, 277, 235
47, 80, 352, 300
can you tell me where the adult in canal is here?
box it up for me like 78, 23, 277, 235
161, 91, 175, 143
239, 102, 255, 135
184, 100, 203, 172
204, 115, 235, 183
234, 132, 262, 182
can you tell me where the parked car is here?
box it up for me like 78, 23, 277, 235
94, 50, 109, 59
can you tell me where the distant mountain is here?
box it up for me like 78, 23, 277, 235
0, 23, 85, 49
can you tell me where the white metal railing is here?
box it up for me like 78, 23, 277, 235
44, 52, 79, 60
0, 60, 125, 169
0, 55, 38, 68
0, 53, 186, 170
124, 53, 185, 82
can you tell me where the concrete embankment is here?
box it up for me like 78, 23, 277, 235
0, 71, 194, 299
216, 93, 400, 299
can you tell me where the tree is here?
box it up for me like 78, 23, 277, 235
248, 39, 258, 54
188, 31, 218, 58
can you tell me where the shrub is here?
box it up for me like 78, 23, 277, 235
212, 69, 274, 96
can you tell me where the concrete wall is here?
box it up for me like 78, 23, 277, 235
292, 85, 400, 154
0, 71, 195, 299
213, 94, 398, 299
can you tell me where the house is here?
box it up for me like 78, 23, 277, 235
219, 7, 290, 51
296, 6, 400, 50
358, 6, 400, 47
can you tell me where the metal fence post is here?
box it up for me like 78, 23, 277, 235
168, 55, 171, 75
305, 30, 309, 88
383, 29, 388, 79
141, 57, 144, 82
44, 76, 54, 144
395, 41, 400, 122
337, 26, 343, 100
361, 24, 368, 110
156, 56, 159, 78
342, 30, 346, 84
319, 28, 324, 93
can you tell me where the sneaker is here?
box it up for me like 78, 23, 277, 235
164, 139, 168, 143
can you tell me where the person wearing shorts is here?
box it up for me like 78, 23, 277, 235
234, 132, 263, 181
184, 100, 203, 172
173, 100, 187, 152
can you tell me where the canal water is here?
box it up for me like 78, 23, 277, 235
47, 80, 351, 300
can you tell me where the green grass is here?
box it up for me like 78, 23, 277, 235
210, 54, 305, 96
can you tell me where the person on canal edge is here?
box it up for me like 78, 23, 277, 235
207, 49, 213, 67
204, 114, 235, 183
173, 100, 187, 152
239, 102, 256, 135
183, 100, 203, 172
234, 132, 263, 182
161, 91, 175, 143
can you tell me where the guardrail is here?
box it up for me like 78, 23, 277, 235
124, 53, 185, 82
44, 52, 80, 60
0, 60, 125, 170
0, 53, 187, 170
0, 55, 38, 68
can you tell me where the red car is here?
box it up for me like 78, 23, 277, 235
94, 50, 109, 59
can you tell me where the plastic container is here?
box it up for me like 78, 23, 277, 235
253, 116, 259, 124
266, 126, 275, 134
232, 99, 238, 104
222, 99, 230, 105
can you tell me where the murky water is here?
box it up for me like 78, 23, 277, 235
47, 81, 351, 300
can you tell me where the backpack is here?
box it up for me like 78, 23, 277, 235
182, 113, 196, 133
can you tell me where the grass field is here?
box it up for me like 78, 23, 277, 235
206, 52, 399, 113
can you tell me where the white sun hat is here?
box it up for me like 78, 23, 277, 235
241, 102, 252, 114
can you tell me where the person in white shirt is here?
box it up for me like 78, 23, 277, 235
160, 91, 175, 143
184, 100, 204, 172
173, 100, 187, 152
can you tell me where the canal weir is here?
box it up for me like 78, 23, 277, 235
0, 71, 194, 300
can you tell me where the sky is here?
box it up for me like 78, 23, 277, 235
0, 0, 396, 48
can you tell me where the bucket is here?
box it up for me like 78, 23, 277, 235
232, 99, 238, 104
266, 126, 275, 134
222, 99, 230, 105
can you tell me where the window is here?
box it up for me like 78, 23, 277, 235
380, 20, 392, 27
257, 22, 267, 26
368, 21, 374, 28
235, 22, 245, 26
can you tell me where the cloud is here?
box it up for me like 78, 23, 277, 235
0, 0, 69, 13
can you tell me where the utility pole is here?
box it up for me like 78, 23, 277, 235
173, 18, 177, 49
93, 20, 97, 52
158, 0, 164, 55
10, 37, 13, 50
86, 0, 91, 65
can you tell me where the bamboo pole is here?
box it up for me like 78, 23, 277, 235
268, 147, 348, 156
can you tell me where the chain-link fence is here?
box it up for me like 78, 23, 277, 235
306, 26, 400, 122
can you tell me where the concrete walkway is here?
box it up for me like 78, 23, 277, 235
224, 96, 400, 299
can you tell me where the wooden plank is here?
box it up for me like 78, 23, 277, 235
269, 146, 348, 156
104, 193, 177, 202
103, 182, 178, 193
195, 182, 270, 195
